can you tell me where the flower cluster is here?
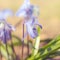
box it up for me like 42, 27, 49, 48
0, 0, 42, 43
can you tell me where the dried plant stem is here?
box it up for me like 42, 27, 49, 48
15, 20, 22, 28
0, 42, 2, 60
11, 40, 15, 52
5, 43, 10, 60
11, 39, 16, 60
22, 24, 24, 60
27, 34, 29, 56
10, 33, 16, 53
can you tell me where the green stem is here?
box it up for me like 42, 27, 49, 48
35, 36, 60, 59
33, 36, 40, 56
26, 27, 41, 60
27, 36, 41, 60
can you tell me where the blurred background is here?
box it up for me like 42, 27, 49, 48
0, 0, 60, 40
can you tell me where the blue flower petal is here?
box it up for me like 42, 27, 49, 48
0, 9, 13, 20
16, 9, 26, 17
26, 24, 37, 38
36, 23, 42, 29
0, 12, 4, 20
16, 0, 31, 17
2, 9, 13, 19
6, 23, 15, 31
25, 17, 42, 38
24, 0, 30, 5
0, 20, 14, 43
32, 17, 42, 29
25, 20, 38, 38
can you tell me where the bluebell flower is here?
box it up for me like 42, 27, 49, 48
16, 0, 42, 39
0, 9, 15, 43
24, 17, 42, 39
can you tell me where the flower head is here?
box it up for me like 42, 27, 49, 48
16, 0, 40, 19
16, 0, 42, 39
25, 17, 42, 39
0, 9, 15, 43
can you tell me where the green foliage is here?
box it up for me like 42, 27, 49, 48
26, 35, 60, 60
0, 33, 60, 60
0, 44, 15, 60
0, 35, 22, 60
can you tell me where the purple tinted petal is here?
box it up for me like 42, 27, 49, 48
0, 23, 14, 43
35, 23, 42, 29
5, 30, 11, 40
25, 17, 42, 39
26, 22, 38, 38
0, 18, 14, 44
0, 30, 6, 43
16, 9, 26, 17
38, 24, 42, 29
0, 31, 4, 37
3, 9, 13, 19
0, 9, 13, 20
24, 0, 30, 5
16, 0, 30, 17
0, 31, 5, 43
33, 27, 38, 37
2, 29, 11, 44
26, 5, 34, 16
22, 32, 28, 41
0, 12, 4, 20
7, 24, 15, 31
32, 17, 42, 29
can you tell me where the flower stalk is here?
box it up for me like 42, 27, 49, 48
27, 34, 29, 56
33, 36, 40, 56
33, 27, 41, 56
22, 24, 24, 60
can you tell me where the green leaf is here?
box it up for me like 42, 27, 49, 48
11, 35, 22, 46
35, 35, 60, 60
1, 44, 16, 60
